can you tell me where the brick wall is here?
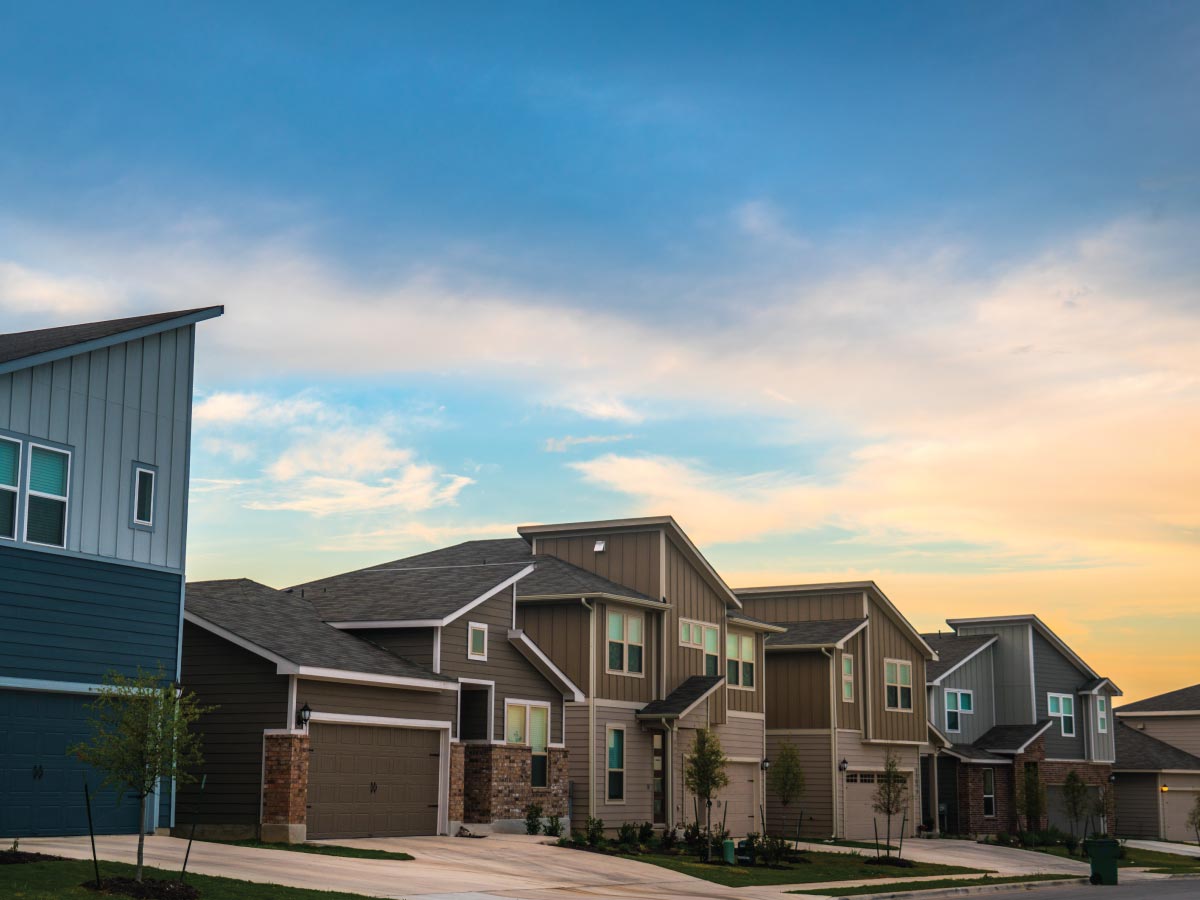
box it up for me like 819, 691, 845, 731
1010, 736, 1115, 833
262, 732, 309, 826
449, 742, 466, 824
956, 763, 1013, 834
459, 744, 569, 824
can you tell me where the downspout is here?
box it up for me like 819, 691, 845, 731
582, 598, 596, 821
822, 648, 839, 839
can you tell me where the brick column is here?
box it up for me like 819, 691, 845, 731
449, 742, 466, 826
261, 731, 309, 843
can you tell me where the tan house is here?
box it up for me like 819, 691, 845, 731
736, 582, 935, 840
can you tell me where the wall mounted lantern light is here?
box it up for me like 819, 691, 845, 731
297, 702, 312, 729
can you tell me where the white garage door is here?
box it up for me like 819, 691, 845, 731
714, 762, 759, 837
1163, 785, 1200, 843
844, 771, 913, 841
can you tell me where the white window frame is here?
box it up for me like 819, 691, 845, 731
982, 767, 996, 818
680, 618, 721, 677
467, 622, 488, 661
884, 658, 914, 712
505, 699, 552, 787
605, 723, 626, 804
24, 441, 71, 549
132, 464, 156, 528
726, 632, 755, 690
1096, 696, 1108, 734
1048, 692, 1075, 737
944, 688, 974, 734
0, 435, 20, 542
841, 653, 855, 703
606, 610, 644, 677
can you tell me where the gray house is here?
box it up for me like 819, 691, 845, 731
0, 307, 222, 838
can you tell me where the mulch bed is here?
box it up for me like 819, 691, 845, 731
0, 849, 67, 865
863, 855, 916, 868
83, 876, 200, 899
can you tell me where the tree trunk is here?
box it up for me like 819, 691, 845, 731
885, 814, 892, 858
705, 801, 712, 862
136, 794, 147, 882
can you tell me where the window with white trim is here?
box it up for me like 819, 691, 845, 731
25, 444, 70, 548
468, 622, 488, 661
884, 659, 913, 711
726, 632, 755, 688
607, 726, 625, 801
982, 768, 996, 817
133, 465, 155, 528
607, 610, 643, 675
0, 437, 19, 540
506, 701, 551, 787
1096, 696, 1108, 734
680, 619, 720, 677
1048, 693, 1075, 737
945, 689, 974, 733
841, 654, 854, 703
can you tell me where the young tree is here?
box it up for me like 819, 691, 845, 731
1019, 763, 1046, 833
1188, 793, 1200, 846
1060, 770, 1090, 852
768, 742, 805, 838
872, 750, 908, 857
71, 667, 213, 883
684, 728, 729, 861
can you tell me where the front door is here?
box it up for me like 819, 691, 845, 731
652, 732, 666, 824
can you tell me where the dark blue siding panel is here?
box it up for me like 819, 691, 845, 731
0, 544, 181, 683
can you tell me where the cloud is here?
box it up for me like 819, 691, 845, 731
247, 468, 473, 516
543, 433, 634, 453
194, 391, 329, 426
553, 396, 645, 424
317, 520, 518, 553
0, 261, 118, 315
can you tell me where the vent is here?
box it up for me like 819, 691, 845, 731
594, 540, 607, 552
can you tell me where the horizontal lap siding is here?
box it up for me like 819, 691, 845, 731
727, 627, 764, 714
716, 714, 764, 760
177, 623, 288, 826
0, 544, 181, 682
766, 731, 832, 838
517, 602, 590, 691
766, 651, 830, 729
868, 603, 927, 744
1117, 715, 1200, 757
564, 702, 592, 827
1114, 772, 1160, 837
595, 704, 654, 826
298, 679, 458, 724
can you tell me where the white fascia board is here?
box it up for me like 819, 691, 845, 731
517, 593, 671, 612
507, 629, 585, 702
309, 711, 453, 730
834, 619, 871, 649
928, 635, 999, 685
442, 563, 536, 626
183, 610, 299, 673
1116, 710, 1200, 718
327, 619, 443, 629
296, 667, 457, 693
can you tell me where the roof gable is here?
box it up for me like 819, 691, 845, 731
923, 632, 997, 684
1115, 722, 1200, 771
1116, 683, 1200, 714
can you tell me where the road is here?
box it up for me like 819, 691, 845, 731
1006, 880, 1200, 899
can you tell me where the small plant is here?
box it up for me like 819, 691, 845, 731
585, 816, 605, 847
524, 802, 544, 835
708, 826, 731, 858
659, 825, 679, 852
616, 821, 639, 848
542, 814, 562, 837
1187, 793, 1200, 845
769, 742, 806, 838
637, 820, 655, 844
1063, 833, 1079, 855
741, 832, 761, 865
759, 833, 793, 867
683, 821, 704, 851
7, 839, 17, 853
684, 728, 729, 862
872, 750, 908, 858
1060, 770, 1090, 853
567, 829, 586, 847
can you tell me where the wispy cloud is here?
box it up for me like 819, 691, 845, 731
544, 433, 634, 453
317, 520, 518, 553
0, 261, 118, 315
193, 391, 329, 426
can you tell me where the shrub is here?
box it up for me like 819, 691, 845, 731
542, 815, 562, 837
638, 821, 655, 844
585, 817, 605, 847
708, 826, 731, 859
995, 831, 1011, 847
524, 803, 544, 836
567, 830, 586, 847
683, 821, 704, 851
659, 825, 679, 853
1064, 833, 1079, 855
741, 832, 761, 865
617, 822, 639, 848
759, 833, 792, 867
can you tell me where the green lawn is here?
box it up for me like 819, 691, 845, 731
815, 840, 900, 851
617, 850, 987, 888
1026, 842, 1200, 871
0, 859, 384, 900
789, 873, 1080, 896
204, 839, 414, 861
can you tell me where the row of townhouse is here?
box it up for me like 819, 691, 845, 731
1, 308, 1196, 845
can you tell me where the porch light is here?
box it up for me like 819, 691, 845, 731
1109, 773, 1117, 784
297, 702, 312, 729
1161, 785, 1169, 792
838, 758, 849, 772
761, 757, 771, 772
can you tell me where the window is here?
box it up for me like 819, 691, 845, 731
1097, 696, 1108, 734
25, 444, 70, 548
884, 659, 913, 711
945, 689, 974, 733
132, 465, 155, 528
1048, 693, 1075, 737
680, 619, 720, 676
0, 437, 18, 540
506, 702, 527, 744
842, 654, 855, 703
607, 726, 625, 801
982, 768, 996, 817
529, 706, 548, 788
607, 610, 643, 675
727, 633, 755, 688
468, 622, 488, 661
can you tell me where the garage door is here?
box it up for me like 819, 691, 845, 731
308, 723, 442, 839
1163, 786, 1200, 842
1047, 785, 1107, 836
0, 690, 143, 837
844, 771, 913, 841
715, 762, 759, 837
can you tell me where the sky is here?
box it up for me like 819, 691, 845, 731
1, 2, 1197, 702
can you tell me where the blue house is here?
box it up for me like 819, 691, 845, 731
0, 306, 222, 838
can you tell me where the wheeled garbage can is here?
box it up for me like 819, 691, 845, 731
1083, 838, 1120, 885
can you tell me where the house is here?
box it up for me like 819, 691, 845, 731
736, 581, 936, 840
0, 307, 222, 838
178, 554, 581, 841
920, 615, 1121, 837
1113, 684, 1200, 841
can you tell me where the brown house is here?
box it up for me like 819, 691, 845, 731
737, 582, 935, 840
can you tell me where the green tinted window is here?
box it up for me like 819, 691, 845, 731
30, 446, 68, 497
0, 438, 18, 487
608, 612, 624, 641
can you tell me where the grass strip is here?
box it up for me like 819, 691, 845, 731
789, 873, 1080, 896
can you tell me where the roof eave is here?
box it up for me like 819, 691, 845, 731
927, 635, 999, 685
508, 629, 586, 702
516, 592, 670, 611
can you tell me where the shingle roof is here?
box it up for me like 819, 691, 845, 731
1115, 722, 1200, 771
1117, 683, 1200, 714
974, 721, 1053, 754
366, 538, 533, 569
0, 307, 222, 367
518, 556, 655, 602
185, 579, 450, 681
728, 611, 783, 630
946, 744, 1010, 763
637, 675, 725, 719
765, 618, 866, 649
922, 632, 995, 683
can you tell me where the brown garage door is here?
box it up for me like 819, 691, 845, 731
844, 771, 913, 840
308, 723, 441, 839
716, 762, 760, 837
1163, 785, 1200, 842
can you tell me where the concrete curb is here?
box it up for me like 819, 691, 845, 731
796, 877, 1086, 899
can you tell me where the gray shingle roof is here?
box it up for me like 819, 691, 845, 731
728, 611, 781, 629
366, 538, 533, 569
185, 579, 450, 681
518, 556, 655, 602
947, 744, 1010, 763
765, 618, 866, 649
1117, 683, 1200, 714
0, 307, 222, 367
638, 675, 725, 719
922, 632, 995, 682
1115, 722, 1200, 771
975, 721, 1053, 754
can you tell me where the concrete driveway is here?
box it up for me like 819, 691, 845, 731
796, 838, 1092, 876
1125, 839, 1200, 858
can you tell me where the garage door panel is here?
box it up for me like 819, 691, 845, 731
1164, 787, 1200, 842
844, 772, 915, 840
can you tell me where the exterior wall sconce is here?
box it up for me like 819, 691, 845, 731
1108, 773, 1117, 784
297, 702, 312, 729
838, 758, 849, 772
761, 757, 771, 771
1160, 785, 1169, 792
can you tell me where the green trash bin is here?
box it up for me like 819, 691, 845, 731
722, 838, 736, 865
1083, 838, 1120, 885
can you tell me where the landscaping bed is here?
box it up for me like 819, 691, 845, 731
0, 848, 66, 865
789, 873, 1081, 896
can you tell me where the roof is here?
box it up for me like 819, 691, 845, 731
1115, 722, 1200, 772
727, 611, 788, 633
637, 675, 725, 719
974, 720, 1054, 754
945, 744, 1011, 763
517, 555, 656, 603
184, 579, 451, 683
765, 618, 867, 650
0, 307, 223, 373
1117, 683, 1200, 715
923, 632, 997, 683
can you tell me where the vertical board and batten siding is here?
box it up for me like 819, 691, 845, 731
1088, 694, 1116, 762
837, 630, 864, 730
663, 538, 729, 723
298, 679, 459, 725
739, 590, 865, 624
955, 623, 1034, 725
517, 601, 590, 691
533, 531, 662, 600
1114, 773, 1160, 837
0, 544, 182, 683
1030, 631, 1087, 760
593, 599, 657, 703
1117, 715, 1200, 757
726, 627, 764, 714
764, 731, 833, 837
867, 599, 928, 744
355, 627, 435, 670
930, 646, 996, 745
177, 622, 289, 827
766, 651, 830, 729
0, 328, 194, 571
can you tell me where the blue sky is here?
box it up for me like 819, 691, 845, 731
1, 2, 1198, 697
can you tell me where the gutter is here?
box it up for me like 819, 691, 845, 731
822, 647, 839, 839
583, 597, 596, 821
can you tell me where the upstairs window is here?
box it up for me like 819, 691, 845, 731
885, 659, 913, 711
945, 689, 974, 733
26, 444, 70, 548
680, 619, 720, 677
1049, 693, 1075, 737
607, 611, 643, 675
0, 437, 18, 540
842, 654, 855, 703
468, 622, 488, 661
132, 465, 155, 528
727, 633, 755, 688
1097, 696, 1108, 734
